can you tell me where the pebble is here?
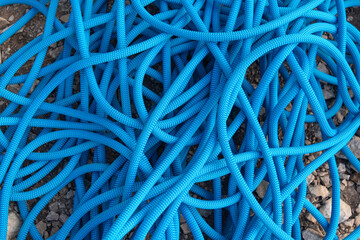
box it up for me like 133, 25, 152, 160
7, 212, 22, 240
60, 14, 70, 23
36, 221, 47, 236
356, 204, 360, 214
307, 173, 315, 185
198, 209, 211, 218
0, 17, 9, 29
180, 223, 191, 234
320, 175, 331, 187
306, 213, 317, 223
8, 15, 14, 22
337, 136, 360, 159
302, 229, 323, 240
256, 180, 269, 199
46, 211, 59, 221
344, 218, 355, 227
336, 111, 345, 122
320, 198, 352, 223
59, 214, 68, 223
49, 202, 59, 212
340, 173, 350, 181
355, 215, 360, 226
317, 62, 329, 74
322, 86, 335, 100
338, 163, 346, 173
180, 214, 186, 224
65, 190, 74, 199
50, 225, 59, 236
309, 185, 329, 199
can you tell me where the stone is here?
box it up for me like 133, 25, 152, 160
313, 124, 322, 140
49, 202, 59, 212
338, 163, 346, 173
198, 209, 211, 218
0, 17, 9, 29
339, 173, 350, 180
320, 198, 352, 223
356, 204, 360, 214
65, 190, 74, 199
256, 180, 269, 199
317, 63, 329, 74
46, 211, 59, 221
322, 88, 335, 100
302, 229, 323, 240
180, 214, 186, 224
336, 111, 345, 122
59, 214, 68, 223
306, 213, 317, 223
180, 223, 191, 234
43, 231, 49, 239
307, 173, 315, 185
320, 175, 331, 187
309, 185, 329, 199
7, 212, 22, 240
60, 14, 70, 23
50, 225, 59, 236
36, 221, 47, 237
8, 15, 14, 22
344, 218, 354, 227
337, 137, 360, 159
355, 215, 360, 226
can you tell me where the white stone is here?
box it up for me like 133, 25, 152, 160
344, 218, 354, 227
7, 212, 22, 240
355, 215, 360, 226
309, 185, 329, 199
306, 213, 317, 223
307, 173, 315, 185
320, 198, 352, 223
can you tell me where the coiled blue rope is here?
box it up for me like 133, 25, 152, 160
1, 0, 360, 239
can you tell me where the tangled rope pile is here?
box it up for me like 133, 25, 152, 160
1, 0, 360, 239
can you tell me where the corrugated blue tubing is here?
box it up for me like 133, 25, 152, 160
0, 0, 360, 239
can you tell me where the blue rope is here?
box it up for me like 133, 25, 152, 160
0, 0, 360, 239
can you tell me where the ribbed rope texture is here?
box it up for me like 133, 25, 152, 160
0, 0, 360, 239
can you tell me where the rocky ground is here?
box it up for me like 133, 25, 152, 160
1, 2, 360, 240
